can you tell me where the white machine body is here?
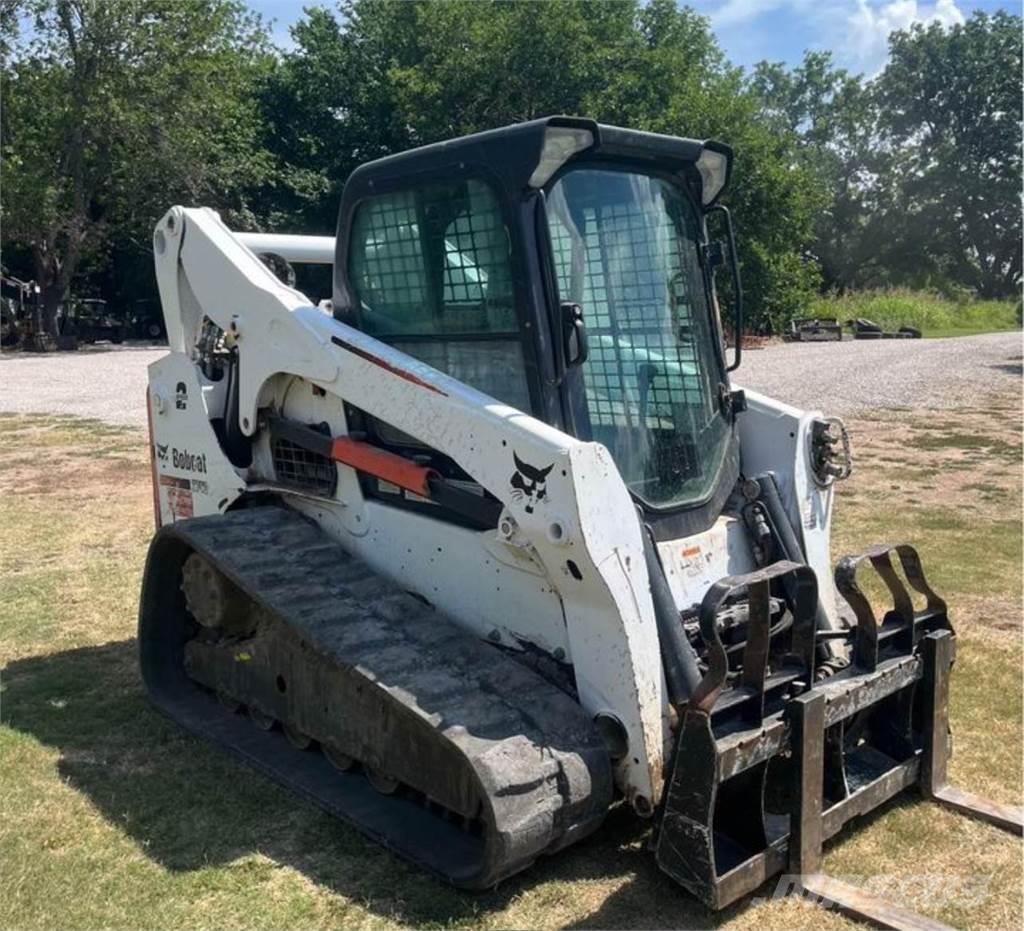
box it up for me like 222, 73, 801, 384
147, 206, 841, 812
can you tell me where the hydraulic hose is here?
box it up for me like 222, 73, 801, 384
642, 523, 703, 707
755, 474, 804, 565
221, 351, 252, 468
754, 473, 839, 636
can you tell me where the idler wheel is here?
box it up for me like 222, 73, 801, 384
283, 724, 313, 750
248, 706, 276, 731
180, 552, 256, 634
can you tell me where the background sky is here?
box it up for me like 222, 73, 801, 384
248, 0, 1016, 74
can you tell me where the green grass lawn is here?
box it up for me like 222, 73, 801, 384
807, 289, 1021, 339
0, 408, 1021, 930
922, 326, 1020, 339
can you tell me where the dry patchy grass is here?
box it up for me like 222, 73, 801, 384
0, 406, 1020, 930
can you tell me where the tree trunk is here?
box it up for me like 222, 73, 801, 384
32, 235, 81, 336
40, 286, 64, 336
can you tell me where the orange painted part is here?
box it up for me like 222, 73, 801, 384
330, 436, 436, 498
145, 387, 162, 528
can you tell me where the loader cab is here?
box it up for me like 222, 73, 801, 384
333, 116, 742, 536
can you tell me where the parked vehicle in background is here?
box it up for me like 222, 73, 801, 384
1, 273, 49, 349
60, 298, 129, 344
1, 296, 19, 347
130, 298, 167, 342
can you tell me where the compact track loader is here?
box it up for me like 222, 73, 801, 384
140, 117, 1021, 927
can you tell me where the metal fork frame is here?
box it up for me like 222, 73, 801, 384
655, 544, 1023, 924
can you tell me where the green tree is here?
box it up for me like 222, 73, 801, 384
751, 52, 883, 294
1, 0, 273, 331
255, 4, 407, 232
875, 11, 1022, 298
266, 0, 823, 327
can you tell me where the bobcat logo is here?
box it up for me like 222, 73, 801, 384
510, 453, 553, 514
156, 443, 169, 461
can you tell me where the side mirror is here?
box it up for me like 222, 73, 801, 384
561, 301, 589, 368
706, 204, 743, 372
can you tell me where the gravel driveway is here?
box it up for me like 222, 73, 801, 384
737, 330, 1022, 414
1, 332, 1020, 429
0, 344, 167, 427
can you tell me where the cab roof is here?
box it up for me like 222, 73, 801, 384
339, 115, 732, 207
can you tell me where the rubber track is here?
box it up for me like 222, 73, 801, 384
138, 506, 613, 888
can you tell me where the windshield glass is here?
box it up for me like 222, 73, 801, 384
546, 168, 729, 509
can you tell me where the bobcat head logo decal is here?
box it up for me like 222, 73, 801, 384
510, 452, 554, 514
156, 443, 169, 461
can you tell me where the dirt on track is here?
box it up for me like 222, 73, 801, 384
1, 331, 1020, 427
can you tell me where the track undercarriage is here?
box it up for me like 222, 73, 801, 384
139, 505, 612, 888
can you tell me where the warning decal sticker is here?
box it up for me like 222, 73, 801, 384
160, 475, 194, 519
679, 544, 704, 578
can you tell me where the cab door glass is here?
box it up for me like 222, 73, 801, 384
545, 168, 728, 509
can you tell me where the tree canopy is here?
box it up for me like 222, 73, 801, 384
876, 12, 1022, 298
2, 0, 1020, 333
2, 0, 272, 325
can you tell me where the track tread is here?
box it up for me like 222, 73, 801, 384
139, 505, 612, 887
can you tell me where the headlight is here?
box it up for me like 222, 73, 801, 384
696, 147, 729, 205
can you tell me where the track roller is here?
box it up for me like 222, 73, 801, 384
366, 768, 401, 795
283, 725, 314, 750
217, 691, 241, 713
323, 745, 356, 772
248, 707, 276, 731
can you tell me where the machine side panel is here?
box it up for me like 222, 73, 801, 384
147, 354, 246, 523
735, 387, 842, 627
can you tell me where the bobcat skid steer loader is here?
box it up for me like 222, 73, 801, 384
139, 117, 1021, 927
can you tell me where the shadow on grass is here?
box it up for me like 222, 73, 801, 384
2, 639, 742, 929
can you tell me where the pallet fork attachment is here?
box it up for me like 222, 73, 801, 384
655, 546, 1022, 929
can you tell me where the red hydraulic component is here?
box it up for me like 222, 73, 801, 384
330, 435, 437, 498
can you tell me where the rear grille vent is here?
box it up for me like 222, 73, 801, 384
272, 435, 337, 498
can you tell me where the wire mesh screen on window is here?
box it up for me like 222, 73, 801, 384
350, 189, 427, 322
348, 179, 529, 413
549, 203, 711, 432
350, 180, 516, 335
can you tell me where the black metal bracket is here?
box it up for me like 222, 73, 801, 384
689, 560, 818, 723
655, 547, 1021, 923
785, 629, 1021, 929
835, 542, 949, 670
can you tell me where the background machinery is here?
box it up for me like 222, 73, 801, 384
140, 117, 1020, 926
1, 273, 43, 349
